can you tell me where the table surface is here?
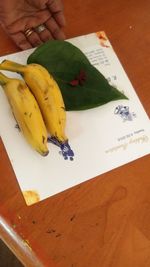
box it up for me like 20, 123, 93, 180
0, 1, 150, 267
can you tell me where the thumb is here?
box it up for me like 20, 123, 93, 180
27, 0, 48, 9
46, 0, 66, 27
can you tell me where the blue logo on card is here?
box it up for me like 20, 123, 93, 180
47, 137, 74, 161
114, 105, 136, 122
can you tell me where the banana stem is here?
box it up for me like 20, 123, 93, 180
0, 72, 10, 85
0, 60, 26, 74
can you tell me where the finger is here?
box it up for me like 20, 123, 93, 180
47, 0, 63, 12
53, 11, 66, 28
26, 30, 43, 47
45, 17, 66, 40
9, 32, 32, 50
35, 26, 54, 42
6, 10, 51, 34
47, 0, 66, 27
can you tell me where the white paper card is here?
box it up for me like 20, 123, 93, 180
0, 31, 150, 205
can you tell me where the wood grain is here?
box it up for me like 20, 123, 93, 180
0, 1, 150, 266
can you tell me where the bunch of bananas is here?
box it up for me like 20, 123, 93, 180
0, 60, 67, 156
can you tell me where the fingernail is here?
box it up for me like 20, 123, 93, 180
34, 41, 43, 47
59, 32, 66, 40
19, 43, 32, 50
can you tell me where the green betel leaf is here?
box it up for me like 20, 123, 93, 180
27, 40, 128, 110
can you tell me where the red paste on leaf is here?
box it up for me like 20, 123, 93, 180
69, 69, 86, 86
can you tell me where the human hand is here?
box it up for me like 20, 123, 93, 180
0, 0, 66, 50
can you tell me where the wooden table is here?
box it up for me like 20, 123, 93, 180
0, 1, 150, 266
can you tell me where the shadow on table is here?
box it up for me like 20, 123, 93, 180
0, 239, 23, 267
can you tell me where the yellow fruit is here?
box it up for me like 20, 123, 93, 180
0, 60, 67, 143
0, 72, 49, 156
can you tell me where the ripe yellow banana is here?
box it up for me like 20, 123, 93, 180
0, 72, 49, 156
0, 60, 67, 143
